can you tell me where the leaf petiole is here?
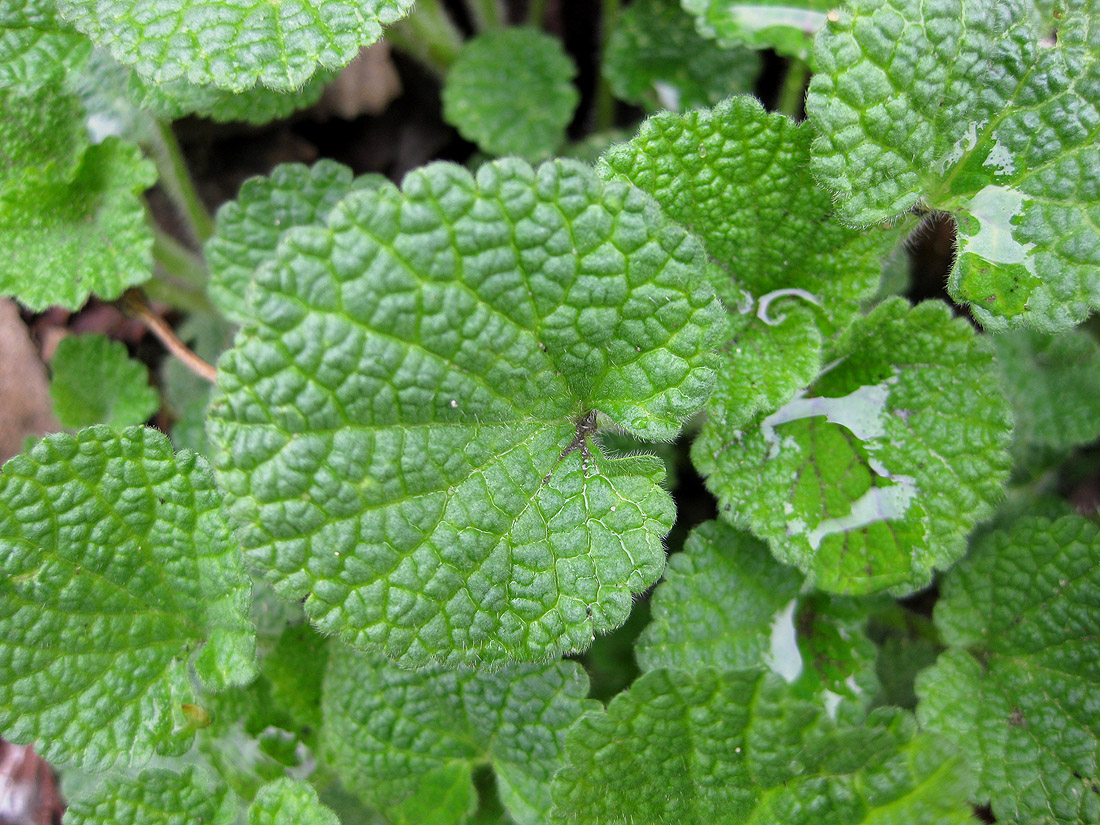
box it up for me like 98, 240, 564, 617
144, 120, 215, 244
119, 289, 218, 383
466, 0, 505, 31
386, 0, 464, 75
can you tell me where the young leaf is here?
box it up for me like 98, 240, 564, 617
50, 334, 159, 429
258, 622, 329, 737
441, 27, 579, 160
601, 95, 900, 430
206, 160, 385, 323
0, 0, 91, 96
867, 604, 940, 710
323, 643, 594, 825
55, 0, 416, 92
250, 778, 340, 825
993, 327, 1100, 452
64, 767, 236, 825
807, 0, 1100, 331
0, 137, 155, 310
916, 514, 1100, 824
191, 624, 328, 801
696, 298, 1012, 595
551, 668, 975, 824
604, 0, 760, 114
0, 426, 257, 770
0, 83, 87, 188
680, 0, 830, 61
0, 83, 155, 310
207, 158, 724, 667
70, 48, 158, 146
636, 520, 878, 711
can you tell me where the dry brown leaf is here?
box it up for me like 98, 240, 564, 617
0, 300, 59, 463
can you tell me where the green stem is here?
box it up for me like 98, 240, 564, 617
777, 58, 810, 119
594, 0, 621, 132
526, 0, 548, 27
149, 226, 213, 314
386, 0, 463, 76
466, 0, 504, 30
145, 120, 214, 244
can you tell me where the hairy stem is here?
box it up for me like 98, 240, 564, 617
119, 290, 218, 384
777, 58, 810, 120
386, 0, 464, 76
526, 0, 548, 26
148, 225, 213, 314
466, 0, 504, 30
145, 120, 214, 244
594, 0, 621, 132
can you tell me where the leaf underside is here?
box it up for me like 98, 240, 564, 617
680, 0, 831, 61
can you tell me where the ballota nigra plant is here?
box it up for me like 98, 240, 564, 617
1, 0, 1099, 823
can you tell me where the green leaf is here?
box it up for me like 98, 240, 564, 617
0, 84, 155, 310
192, 627, 326, 802
551, 668, 975, 824
250, 778, 340, 825
64, 767, 237, 825
604, 0, 760, 113
807, 0, 1100, 331
323, 643, 594, 825
0, 426, 257, 770
261, 622, 328, 737
50, 334, 159, 429
636, 520, 878, 711
441, 27, 579, 160
601, 95, 900, 431
579, 596, 649, 703
0, 0, 91, 95
206, 160, 385, 323
207, 158, 724, 667
680, 0, 831, 61
696, 298, 1013, 595
597, 429, 681, 490
637, 520, 801, 672
0, 83, 87, 189
127, 70, 331, 126
70, 48, 158, 146
993, 328, 1100, 452
916, 514, 1100, 824
1, 137, 155, 310
869, 607, 940, 710
56, 0, 415, 92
